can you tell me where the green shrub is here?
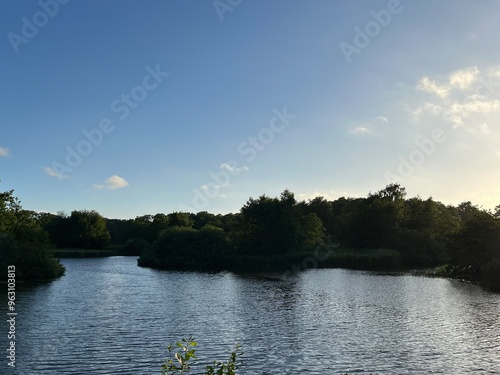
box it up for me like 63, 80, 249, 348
0, 232, 65, 280
155, 336, 242, 375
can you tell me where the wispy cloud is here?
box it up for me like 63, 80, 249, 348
92, 175, 129, 190
410, 102, 443, 121
0, 147, 10, 156
451, 99, 500, 115
349, 117, 386, 136
43, 166, 69, 180
412, 65, 500, 128
349, 126, 373, 135
449, 66, 479, 89
417, 67, 484, 99
417, 77, 450, 98
220, 163, 249, 173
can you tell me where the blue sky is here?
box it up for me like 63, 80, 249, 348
1, 0, 500, 218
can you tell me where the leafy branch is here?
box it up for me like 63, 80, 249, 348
158, 336, 242, 375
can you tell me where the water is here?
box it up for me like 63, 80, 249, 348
1, 257, 499, 374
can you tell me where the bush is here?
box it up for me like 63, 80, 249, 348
390, 228, 445, 267
482, 258, 500, 291
0, 188, 65, 281
0, 230, 65, 280
119, 238, 150, 256
138, 226, 232, 270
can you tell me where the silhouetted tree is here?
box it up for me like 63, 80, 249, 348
450, 209, 499, 278
168, 212, 193, 228
66, 210, 111, 249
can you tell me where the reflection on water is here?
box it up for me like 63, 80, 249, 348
1, 257, 499, 374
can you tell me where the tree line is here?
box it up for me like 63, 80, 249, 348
1, 184, 499, 290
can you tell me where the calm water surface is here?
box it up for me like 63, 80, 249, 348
1, 257, 499, 374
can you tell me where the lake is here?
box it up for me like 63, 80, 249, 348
2, 256, 499, 374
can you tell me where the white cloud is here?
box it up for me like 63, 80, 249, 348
219, 162, 249, 173
380, 65, 500, 210
44, 167, 58, 177
417, 77, 450, 98
349, 126, 373, 135
93, 175, 129, 190
452, 99, 500, 114
43, 166, 69, 180
201, 184, 221, 191
449, 66, 480, 89
490, 66, 500, 76
376, 115, 388, 123
447, 99, 500, 127
412, 66, 500, 128
0, 147, 10, 156
409, 102, 443, 121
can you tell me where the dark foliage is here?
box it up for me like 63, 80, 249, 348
0, 189, 64, 280
3, 183, 499, 288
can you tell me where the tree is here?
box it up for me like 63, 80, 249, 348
305, 196, 335, 235
301, 213, 326, 247
456, 201, 480, 222
67, 210, 111, 249
370, 183, 407, 201
239, 190, 324, 255
493, 204, 500, 218
394, 198, 459, 266
482, 258, 500, 291
240, 194, 294, 255
139, 225, 231, 270
129, 215, 154, 241
450, 209, 499, 278
168, 212, 194, 228
41, 212, 72, 248
332, 197, 363, 244
120, 238, 151, 256
192, 211, 222, 230
148, 213, 170, 242
106, 218, 129, 245
0, 189, 64, 280
341, 185, 405, 249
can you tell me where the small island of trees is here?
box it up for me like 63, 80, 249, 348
1, 184, 499, 291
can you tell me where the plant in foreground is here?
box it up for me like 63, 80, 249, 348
159, 336, 242, 375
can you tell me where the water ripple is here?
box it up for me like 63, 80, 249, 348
1, 257, 499, 374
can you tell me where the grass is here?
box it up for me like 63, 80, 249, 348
318, 247, 403, 270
